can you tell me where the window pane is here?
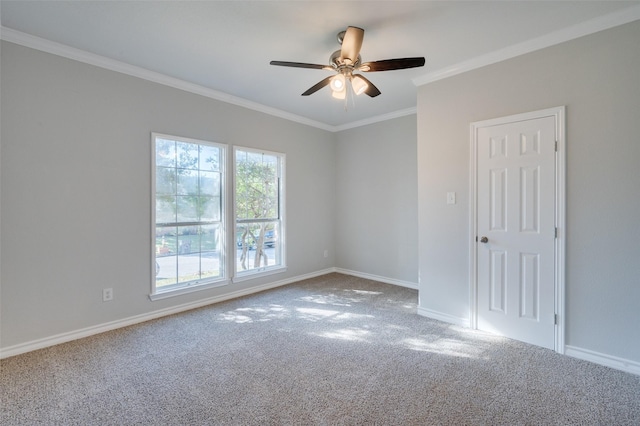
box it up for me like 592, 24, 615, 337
156, 227, 177, 288
200, 145, 220, 171
156, 227, 177, 256
200, 196, 220, 222
201, 255, 218, 280
177, 169, 198, 195
264, 223, 278, 249
199, 171, 220, 196
236, 152, 279, 221
235, 221, 280, 273
156, 166, 176, 195
177, 142, 198, 170
201, 225, 220, 279
177, 196, 198, 222
201, 224, 219, 252
177, 225, 198, 253
156, 195, 176, 224
266, 191, 278, 218
247, 152, 263, 163
156, 139, 176, 167
177, 226, 198, 283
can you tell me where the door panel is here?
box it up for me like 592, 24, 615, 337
490, 168, 507, 231
489, 249, 507, 313
519, 252, 539, 320
477, 115, 556, 349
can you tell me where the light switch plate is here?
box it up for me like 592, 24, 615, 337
447, 192, 456, 204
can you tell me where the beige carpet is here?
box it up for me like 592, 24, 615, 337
2, 273, 639, 425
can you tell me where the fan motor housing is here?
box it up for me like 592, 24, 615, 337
330, 50, 361, 69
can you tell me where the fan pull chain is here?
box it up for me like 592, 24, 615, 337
343, 79, 357, 111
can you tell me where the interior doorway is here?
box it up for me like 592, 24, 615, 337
469, 106, 565, 352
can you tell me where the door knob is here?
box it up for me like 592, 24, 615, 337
480, 236, 489, 243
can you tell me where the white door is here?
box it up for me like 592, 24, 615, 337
476, 114, 557, 350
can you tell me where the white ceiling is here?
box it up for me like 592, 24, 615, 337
2, 1, 639, 130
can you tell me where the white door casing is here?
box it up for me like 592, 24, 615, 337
470, 107, 565, 352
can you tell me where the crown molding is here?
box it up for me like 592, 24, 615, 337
0, 26, 337, 132
0, 26, 412, 133
333, 107, 417, 132
413, 4, 640, 87
6, 3, 636, 133
1, 26, 416, 133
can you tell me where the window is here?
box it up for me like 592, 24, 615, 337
152, 134, 226, 297
234, 147, 285, 278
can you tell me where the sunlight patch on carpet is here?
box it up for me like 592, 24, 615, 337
399, 337, 481, 358
312, 327, 371, 342
295, 307, 341, 321
297, 294, 354, 306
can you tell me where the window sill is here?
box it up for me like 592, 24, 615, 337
149, 279, 230, 301
232, 266, 287, 283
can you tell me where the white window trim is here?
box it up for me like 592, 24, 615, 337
150, 132, 228, 299
232, 146, 286, 281
149, 280, 230, 301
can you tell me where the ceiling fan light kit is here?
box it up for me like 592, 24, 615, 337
330, 73, 346, 92
270, 26, 425, 104
351, 75, 368, 95
331, 87, 346, 100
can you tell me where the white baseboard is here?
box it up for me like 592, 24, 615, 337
417, 306, 471, 328
415, 313, 640, 377
0, 268, 334, 359
7, 269, 639, 379
565, 345, 640, 377
333, 268, 418, 290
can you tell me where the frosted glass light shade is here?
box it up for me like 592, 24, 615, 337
332, 89, 346, 99
351, 75, 368, 95
330, 74, 346, 92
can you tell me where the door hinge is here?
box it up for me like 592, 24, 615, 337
554, 314, 558, 325
554, 227, 558, 238
555, 140, 558, 152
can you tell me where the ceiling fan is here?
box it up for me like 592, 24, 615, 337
270, 26, 425, 99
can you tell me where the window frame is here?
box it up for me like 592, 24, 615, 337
232, 146, 286, 281
150, 133, 228, 300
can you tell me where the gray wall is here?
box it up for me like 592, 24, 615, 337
1, 41, 420, 352
0, 41, 337, 348
335, 116, 418, 285
417, 21, 640, 362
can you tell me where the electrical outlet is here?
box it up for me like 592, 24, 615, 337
103, 288, 113, 302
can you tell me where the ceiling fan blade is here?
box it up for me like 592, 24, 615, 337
359, 57, 425, 72
301, 76, 334, 96
340, 26, 364, 65
354, 74, 381, 98
270, 61, 332, 70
